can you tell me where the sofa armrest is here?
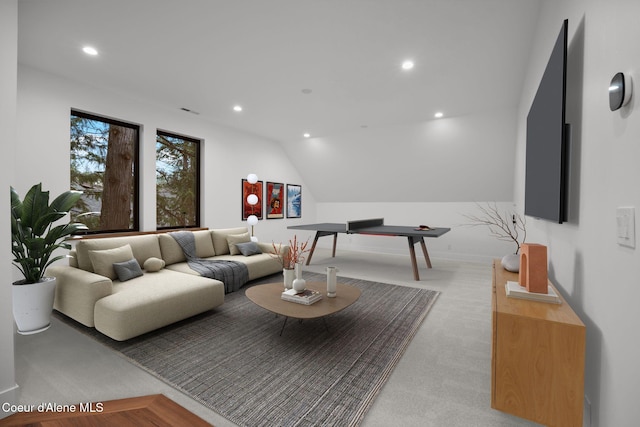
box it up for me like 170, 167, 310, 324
47, 265, 113, 328
258, 242, 290, 256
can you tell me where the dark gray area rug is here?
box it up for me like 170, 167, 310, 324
55, 272, 439, 426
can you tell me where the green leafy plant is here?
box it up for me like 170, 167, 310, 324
11, 183, 88, 284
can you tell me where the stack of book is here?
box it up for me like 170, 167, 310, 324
505, 281, 561, 304
281, 288, 322, 305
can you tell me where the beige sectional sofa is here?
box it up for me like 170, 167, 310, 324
48, 227, 286, 341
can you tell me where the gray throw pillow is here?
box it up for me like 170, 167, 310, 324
113, 258, 143, 282
235, 241, 263, 256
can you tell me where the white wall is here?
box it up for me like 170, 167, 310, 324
15, 65, 317, 247
282, 108, 518, 203
515, 1, 640, 425
0, 0, 18, 415
281, 107, 522, 262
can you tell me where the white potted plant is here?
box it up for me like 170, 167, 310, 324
11, 183, 87, 334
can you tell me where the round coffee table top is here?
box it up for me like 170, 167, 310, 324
245, 281, 361, 320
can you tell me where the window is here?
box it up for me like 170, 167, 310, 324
70, 110, 139, 233
156, 131, 201, 229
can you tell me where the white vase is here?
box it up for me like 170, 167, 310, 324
501, 253, 520, 273
292, 263, 306, 292
283, 268, 294, 290
326, 266, 338, 297
12, 276, 57, 335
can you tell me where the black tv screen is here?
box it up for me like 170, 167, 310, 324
524, 19, 568, 223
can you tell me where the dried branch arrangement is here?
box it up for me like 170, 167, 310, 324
271, 235, 310, 269
462, 202, 526, 254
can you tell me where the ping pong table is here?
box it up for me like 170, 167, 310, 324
288, 218, 450, 281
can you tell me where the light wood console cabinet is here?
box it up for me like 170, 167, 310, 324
491, 260, 585, 427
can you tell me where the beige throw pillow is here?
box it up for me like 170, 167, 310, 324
88, 244, 135, 280
226, 232, 251, 255
143, 257, 166, 272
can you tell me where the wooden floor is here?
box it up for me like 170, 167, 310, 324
1, 394, 213, 426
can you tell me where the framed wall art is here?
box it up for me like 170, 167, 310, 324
286, 184, 302, 218
266, 182, 284, 219
241, 178, 263, 220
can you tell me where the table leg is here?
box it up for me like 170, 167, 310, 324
407, 236, 434, 280
306, 232, 320, 265
407, 237, 420, 281
279, 317, 289, 336
419, 237, 432, 269
306, 231, 338, 265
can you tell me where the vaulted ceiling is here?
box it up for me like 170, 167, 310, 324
18, 0, 541, 144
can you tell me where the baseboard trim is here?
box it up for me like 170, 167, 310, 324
0, 383, 20, 419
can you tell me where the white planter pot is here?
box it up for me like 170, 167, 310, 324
12, 276, 56, 335
501, 253, 520, 273
283, 268, 294, 290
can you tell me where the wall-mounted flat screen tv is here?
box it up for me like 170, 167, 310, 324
524, 19, 569, 223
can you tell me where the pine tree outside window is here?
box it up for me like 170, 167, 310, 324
156, 131, 201, 229
70, 110, 139, 233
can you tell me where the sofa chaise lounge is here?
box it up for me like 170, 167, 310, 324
48, 227, 287, 341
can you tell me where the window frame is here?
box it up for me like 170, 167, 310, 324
155, 129, 202, 230
70, 109, 140, 235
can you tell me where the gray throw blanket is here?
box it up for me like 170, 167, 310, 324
170, 231, 249, 293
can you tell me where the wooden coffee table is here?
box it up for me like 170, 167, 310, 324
245, 281, 361, 335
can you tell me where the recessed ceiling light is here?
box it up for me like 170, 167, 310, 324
82, 46, 98, 56
301, 89, 313, 94
303, 133, 311, 138
401, 60, 414, 70
233, 105, 243, 112
434, 112, 444, 118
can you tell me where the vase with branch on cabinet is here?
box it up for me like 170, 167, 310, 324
462, 202, 526, 272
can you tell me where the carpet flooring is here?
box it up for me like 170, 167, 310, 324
55, 272, 439, 427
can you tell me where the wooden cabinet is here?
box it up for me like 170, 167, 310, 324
491, 260, 585, 427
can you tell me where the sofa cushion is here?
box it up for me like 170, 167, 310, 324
113, 258, 144, 282
236, 241, 263, 256
157, 234, 184, 265
88, 244, 136, 280
227, 232, 251, 255
93, 270, 224, 341
76, 235, 162, 273
158, 230, 215, 265
193, 230, 216, 256
143, 257, 165, 272
211, 227, 248, 255
204, 253, 283, 281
